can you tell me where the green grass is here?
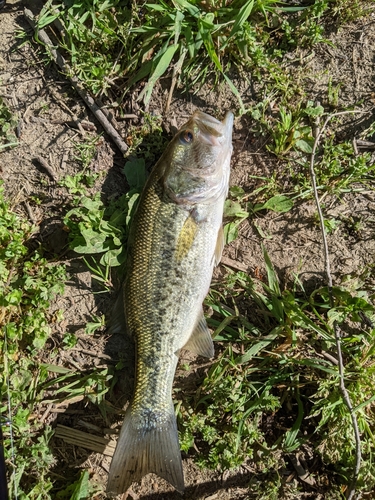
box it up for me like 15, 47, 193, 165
0, 181, 114, 497
176, 248, 375, 495
35, 0, 368, 111
0, 183, 65, 498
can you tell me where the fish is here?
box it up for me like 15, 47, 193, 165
107, 110, 234, 496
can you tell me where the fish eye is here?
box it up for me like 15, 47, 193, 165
180, 130, 194, 144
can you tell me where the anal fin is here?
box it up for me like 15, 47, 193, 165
183, 311, 214, 358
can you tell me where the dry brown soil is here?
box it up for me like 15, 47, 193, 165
1, 1, 375, 499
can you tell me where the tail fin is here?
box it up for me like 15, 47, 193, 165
107, 405, 184, 496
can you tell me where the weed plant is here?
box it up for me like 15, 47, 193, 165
290, 118, 375, 198
176, 248, 375, 495
11, 0, 375, 497
0, 184, 66, 498
35, 0, 366, 109
0, 173, 117, 500
0, 182, 115, 498
61, 156, 146, 288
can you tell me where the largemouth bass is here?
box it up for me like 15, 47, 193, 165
107, 110, 234, 496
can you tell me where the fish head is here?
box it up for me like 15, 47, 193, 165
163, 111, 234, 205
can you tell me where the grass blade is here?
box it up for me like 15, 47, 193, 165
228, 0, 254, 39
139, 43, 179, 105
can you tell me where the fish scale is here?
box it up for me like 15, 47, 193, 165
107, 110, 234, 496
129, 178, 204, 415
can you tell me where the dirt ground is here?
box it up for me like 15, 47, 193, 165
1, 1, 375, 499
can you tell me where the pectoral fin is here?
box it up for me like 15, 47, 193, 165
214, 225, 224, 266
183, 312, 214, 358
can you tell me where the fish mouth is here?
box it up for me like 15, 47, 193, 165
192, 111, 234, 147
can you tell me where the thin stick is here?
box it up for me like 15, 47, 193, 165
23, 200, 37, 223
309, 109, 364, 500
35, 156, 58, 182
54, 424, 116, 456
24, 8, 128, 156
220, 255, 248, 272
165, 48, 187, 114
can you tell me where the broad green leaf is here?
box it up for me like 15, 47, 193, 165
145, 3, 167, 12
182, 24, 196, 59
262, 245, 282, 307
78, 11, 90, 25
174, 10, 185, 45
224, 199, 248, 218
295, 139, 313, 154
198, 18, 222, 72
212, 315, 240, 341
43, 364, 71, 374
235, 331, 279, 365
279, 6, 309, 11
305, 104, 324, 117
173, 0, 200, 17
70, 470, 90, 500
100, 247, 126, 267
85, 319, 105, 335
126, 192, 140, 225
229, 185, 245, 198
128, 59, 153, 88
261, 195, 293, 213
284, 297, 334, 341
291, 358, 339, 375
5, 289, 22, 306
283, 390, 304, 452
73, 230, 107, 253
200, 12, 215, 29
123, 158, 146, 190
37, 13, 60, 29
353, 394, 375, 413
223, 221, 239, 244
80, 195, 103, 212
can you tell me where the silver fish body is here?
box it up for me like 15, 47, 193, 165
107, 110, 234, 496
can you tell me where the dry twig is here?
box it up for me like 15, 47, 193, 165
54, 424, 116, 456
220, 255, 248, 272
24, 8, 128, 156
309, 108, 364, 500
23, 200, 37, 224
34, 155, 58, 182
